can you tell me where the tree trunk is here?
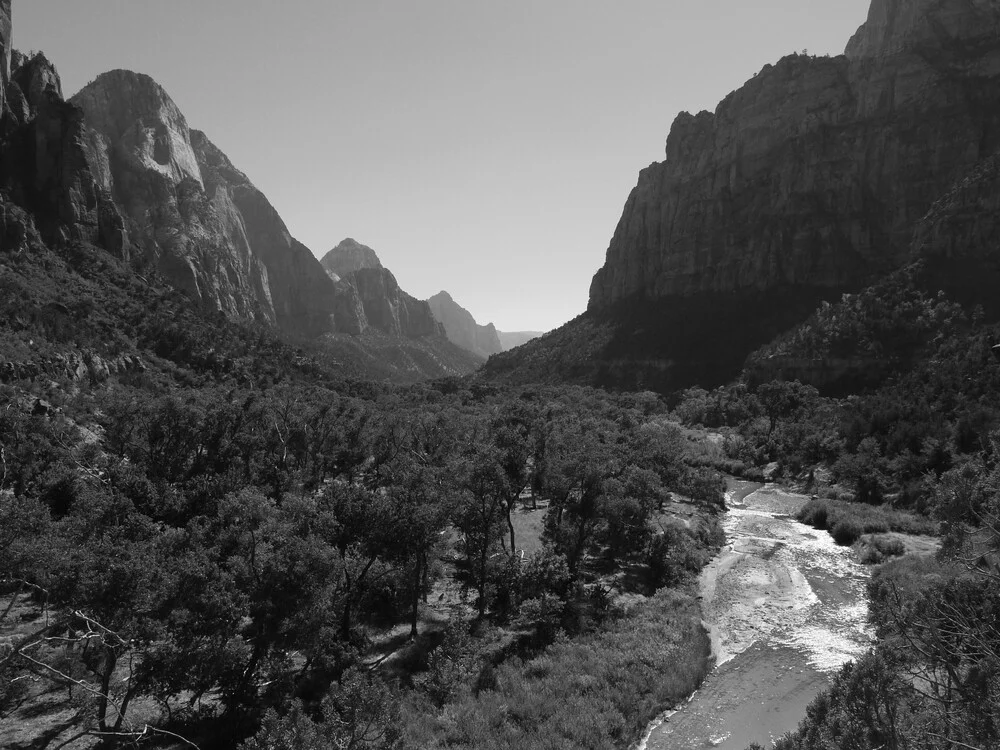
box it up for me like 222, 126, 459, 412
507, 500, 517, 556
478, 544, 488, 618
410, 555, 421, 639
97, 646, 117, 732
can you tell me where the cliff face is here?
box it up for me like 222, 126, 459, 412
71, 71, 275, 326
190, 130, 338, 337
1, 50, 126, 257
427, 291, 504, 358
589, 0, 1000, 310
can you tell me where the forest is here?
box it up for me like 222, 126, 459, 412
3, 233, 1000, 750
0, 239, 726, 748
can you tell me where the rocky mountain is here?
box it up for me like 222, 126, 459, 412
70, 70, 339, 336
318, 239, 451, 342
427, 291, 503, 359
486, 0, 1000, 393
0, 5, 478, 383
321, 238, 383, 280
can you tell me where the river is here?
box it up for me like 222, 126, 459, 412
640, 480, 873, 750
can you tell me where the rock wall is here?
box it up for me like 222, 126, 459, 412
0, 53, 127, 256
589, 0, 1000, 311
427, 291, 504, 358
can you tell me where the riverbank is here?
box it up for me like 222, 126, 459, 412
639, 481, 873, 750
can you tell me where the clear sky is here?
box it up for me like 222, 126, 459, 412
14, 0, 872, 332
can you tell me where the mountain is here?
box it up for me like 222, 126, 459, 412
70, 70, 338, 336
321, 238, 383, 280
5, 59, 474, 382
427, 291, 504, 359
485, 0, 1000, 393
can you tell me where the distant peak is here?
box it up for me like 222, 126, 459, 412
321, 238, 383, 277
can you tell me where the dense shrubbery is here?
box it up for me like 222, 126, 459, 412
797, 498, 937, 543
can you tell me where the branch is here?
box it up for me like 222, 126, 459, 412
925, 734, 983, 750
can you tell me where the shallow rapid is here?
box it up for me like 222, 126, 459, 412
640, 481, 873, 750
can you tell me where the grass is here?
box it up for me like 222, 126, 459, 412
512, 498, 547, 558
798, 497, 938, 546
400, 588, 711, 750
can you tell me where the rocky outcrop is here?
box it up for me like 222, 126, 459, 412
427, 291, 503, 358
0, 350, 146, 384
321, 238, 383, 280
589, 0, 1000, 311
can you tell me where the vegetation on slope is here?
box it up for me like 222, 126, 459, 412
0, 236, 726, 749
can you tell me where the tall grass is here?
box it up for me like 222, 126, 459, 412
401, 589, 710, 750
798, 498, 937, 546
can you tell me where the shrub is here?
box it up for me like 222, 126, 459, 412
832, 518, 865, 546
799, 500, 829, 530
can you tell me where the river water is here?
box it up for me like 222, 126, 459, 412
640, 481, 873, 750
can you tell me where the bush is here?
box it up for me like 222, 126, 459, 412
832, 518, 865, 546
799, 500, 829, 530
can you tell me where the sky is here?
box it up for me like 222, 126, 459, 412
14, 0, 872, 332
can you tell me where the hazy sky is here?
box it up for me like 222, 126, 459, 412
14, 0, 871, 332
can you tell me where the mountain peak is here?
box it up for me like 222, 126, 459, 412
72, 69, 203, 188
321, 238, 383, 278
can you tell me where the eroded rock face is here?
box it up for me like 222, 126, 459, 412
589, 0, 1000, 311
427, 291, 503, 358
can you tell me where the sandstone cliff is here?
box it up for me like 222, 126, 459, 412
589, 0, 1000, 310
427, 291, 504, 358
